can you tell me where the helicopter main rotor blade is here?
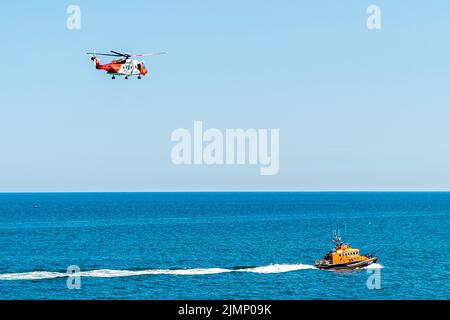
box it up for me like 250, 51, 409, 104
110, 50, 131, 57
87, 52, 121, 57
132, 52, 167, 57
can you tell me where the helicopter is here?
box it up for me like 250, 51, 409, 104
87, 50, 166, 79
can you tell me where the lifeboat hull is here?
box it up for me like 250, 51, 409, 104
315, 257, 378, 270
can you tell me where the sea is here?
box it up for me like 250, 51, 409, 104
0, 192, 449, 300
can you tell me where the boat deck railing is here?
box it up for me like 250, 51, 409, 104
315, 259, 330, 266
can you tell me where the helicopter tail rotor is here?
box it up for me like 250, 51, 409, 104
87, 50, 101, 68
87, 49, 97, 60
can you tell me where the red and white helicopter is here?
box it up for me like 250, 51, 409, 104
87, 50, 166, 79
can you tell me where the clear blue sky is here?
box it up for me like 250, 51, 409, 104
0, 1, 449, 191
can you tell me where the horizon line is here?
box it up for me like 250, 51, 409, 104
1, 190, 450, 194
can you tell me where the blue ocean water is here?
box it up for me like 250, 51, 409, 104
0, 192, 449, 300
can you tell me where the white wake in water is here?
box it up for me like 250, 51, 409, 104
239, 264, 316, 274
0, 264, 315, 281
364, 263, 384, 269
0, 271, 68, 281
0, 263, 383, 281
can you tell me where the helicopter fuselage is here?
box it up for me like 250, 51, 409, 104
92, 57, 148, 78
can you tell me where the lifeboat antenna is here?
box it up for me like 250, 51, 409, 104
332, 227, 343, 246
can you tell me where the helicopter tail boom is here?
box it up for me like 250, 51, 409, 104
92, 56, 101, 69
